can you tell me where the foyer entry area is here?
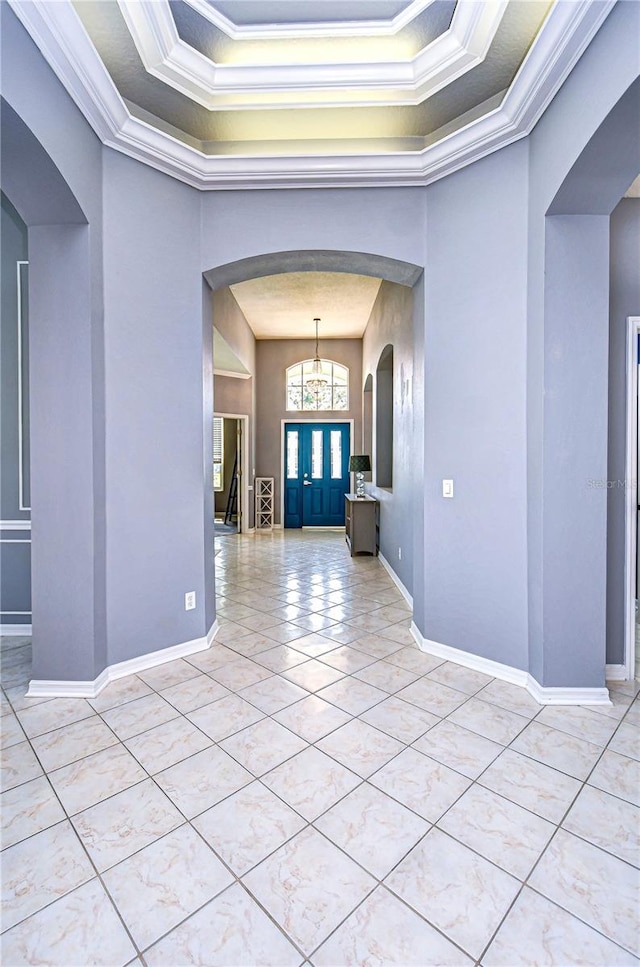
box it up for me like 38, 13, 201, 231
0, 532, 638, 965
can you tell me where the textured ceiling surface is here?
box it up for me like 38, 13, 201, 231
230, 272, 383, 339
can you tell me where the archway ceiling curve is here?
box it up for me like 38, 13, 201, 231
9, 0, 616, 189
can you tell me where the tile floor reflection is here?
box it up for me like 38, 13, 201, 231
1, 530, 639, 966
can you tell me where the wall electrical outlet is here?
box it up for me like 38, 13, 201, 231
184, 591, 196, 611
442, 479, 454, 498
398, 547, 402, 560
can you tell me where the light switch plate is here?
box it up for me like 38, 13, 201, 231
442, 479, 454, 498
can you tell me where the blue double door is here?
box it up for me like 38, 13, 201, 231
284, 423, 351, 528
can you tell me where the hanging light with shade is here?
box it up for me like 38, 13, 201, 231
305, 317, 328, 397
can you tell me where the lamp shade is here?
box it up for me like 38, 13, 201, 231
349, 454, 371, 473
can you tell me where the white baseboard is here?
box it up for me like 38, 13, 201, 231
0, 624, 32, 636
378, 553, 413, 608
411, 623, 611, 706
605, 663, 628, 682
27, 621, 220, 699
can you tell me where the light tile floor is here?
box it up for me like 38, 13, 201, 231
1, 530, 639, 966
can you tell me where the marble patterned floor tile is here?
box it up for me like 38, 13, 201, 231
159, 673, 229, 714
483, 885, 638, 966
608, 722, 640, 761
144, 882, 303, 967
478, 748, 581, 824
319, 645, 377, 674
243, 826, 375, 955
587, 688, 635, 721
262, 746, 362, 821
352, 636, 405, 660
15, 697, 94, 739
386, 828, 520, 960
623, 699, 640, 728
536, 705, 619, 747
426, 661, 494, 696
0, 876, 137, 967
384, 647, 443, 672
377, 622, 417, 646
154, 745, 253, 819
48, 743, 146, 815
124, 716, 212, 774
254, 645, 311, 673
290, 613, 339, 634
30, 714, 119, 772
267, 603, 311, 622
360, 695, 440, 744
87, 674, 153, 713
235, 612, 287, 633
1, 774, 66, 849
588, 749, 640, 806
102, 824, 234, 950
0, 740, 43, 792
316, 718, 404, 778
72, 779, 183, 871
396, 677, 468, 717
209, 658, 273, 690
318, 623, 366, 645
413, 719, 503, 779
261, 622, 311, 645
511, 721, 602, 779
273, 695, 352, 742
210, 622, 254, 646
101, 693, 180, 741
224, 632, 278, 658
529, 829, 640, 956
437, 783, 555, 880
447, 697, 529, 745
562, 784, 640, 865
317, 677, 388, 715
0, 710, 26, 749
313, 886, 473, 967
2, 820, 95, 930
186, 693, 265, 742
371, 604, 413, 624
239, 674, 309, 714
475, 678, 542, 718
370, 747, 470, 823
193, 780, 306, 875
315, 783, 429, 879
283, 660, 345, 692
219, 718, 308, 776
137, 658, 202, 691
185, 643, 240, 673
289, 634, 342, 658
354, 659, 421, 693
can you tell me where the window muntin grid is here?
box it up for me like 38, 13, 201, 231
286, 359, 349, 412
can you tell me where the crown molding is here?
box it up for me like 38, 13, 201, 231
182, 0, 435, 40
7, 0, 615, 191
116, 0, 506, 110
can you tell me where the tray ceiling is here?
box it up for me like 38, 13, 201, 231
8, 0, 616, 189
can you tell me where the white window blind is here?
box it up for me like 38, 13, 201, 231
213, 417, 223, 491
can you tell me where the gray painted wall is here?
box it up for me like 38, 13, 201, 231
102, 149, 210, 666
362, 283, 415, 593
422, 141, 530, 672
526, 0, 640, 685
0, 193, 31, 627
607, 198, 640, 665
255, 339, 363, 525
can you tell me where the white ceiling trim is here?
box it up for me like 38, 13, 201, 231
7, 0, 615, 191
183, 0, 436, 39
116, 0, 506, 110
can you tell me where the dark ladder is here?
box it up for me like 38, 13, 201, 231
224, 455, 238, 525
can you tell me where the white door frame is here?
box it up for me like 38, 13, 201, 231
623, 316, 640, 681
280, 418, 354, 528
214, 413, 249, 534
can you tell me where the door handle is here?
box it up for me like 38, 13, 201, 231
303, 480, 313, 486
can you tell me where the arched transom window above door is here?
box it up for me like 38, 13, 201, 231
286, 360, 349, 412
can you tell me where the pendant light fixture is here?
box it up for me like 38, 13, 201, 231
305, 317, 328, 396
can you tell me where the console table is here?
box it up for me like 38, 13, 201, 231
345, 494, 378, 556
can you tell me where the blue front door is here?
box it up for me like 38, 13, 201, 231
284, 423, 350, 528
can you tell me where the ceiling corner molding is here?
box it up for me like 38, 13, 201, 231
6, 0, 617, 191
